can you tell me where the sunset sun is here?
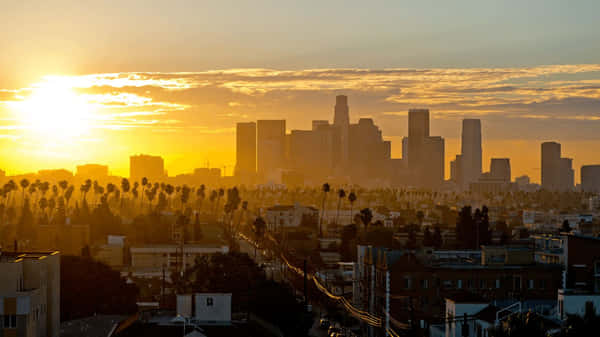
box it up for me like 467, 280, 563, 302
14, 78, 96, 139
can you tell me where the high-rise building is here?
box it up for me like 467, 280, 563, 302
0, 251, 60, 337
423, 136, 445, 188
130, 154, 165, 183
405, 109, 445, 188
257, 120, 286, 182
235, 122, 256, 177
560, 158, 574, 191
407, 109, 429, 175
581, 165, 600, 193
490, 158, 511, 182
460, 119, 482, 188
541, 142, 561, 190
333, 95, 350, 168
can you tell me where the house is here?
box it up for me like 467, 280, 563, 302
264, 203, 318, 230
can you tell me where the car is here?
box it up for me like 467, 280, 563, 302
319, 318, 330, 329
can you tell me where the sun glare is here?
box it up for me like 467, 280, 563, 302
13, 78, 96, 140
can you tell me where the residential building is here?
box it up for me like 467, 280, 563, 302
264, 203, 318, 231
0, 250, 60, 337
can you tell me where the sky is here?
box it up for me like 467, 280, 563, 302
0, 1, 599, 182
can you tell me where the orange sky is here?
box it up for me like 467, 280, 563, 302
0, 68, 599, 184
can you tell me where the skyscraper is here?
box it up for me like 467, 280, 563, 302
581, 165, 600, 193
235, 122, 256, 177
333, 95, 350, 168
257, 120, 286, 182
407, 109, 429, 176
541, 142, 561, 190
490, 158, 511, 182
541, 141, 573, 191
460, 119, 482, 188
406, 109, 445, 188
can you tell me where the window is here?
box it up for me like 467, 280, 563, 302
480, 280, 486, 289
595, 261, 600, 275
404, 277, 412, 289
528, 279, 535, 289
3, 315, 16, 328
206, 297, 214, 306
420, 279, 429, 289
457, 279, 463, 289
496, 279, 501, 289
540, 279, 547, 289
514, 276, 522, 290
467, 279, 473, 289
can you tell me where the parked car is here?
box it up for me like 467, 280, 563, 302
319, 318, 330, 329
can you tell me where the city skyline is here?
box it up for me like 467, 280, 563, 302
0, 85, 599, 184
1, 2, 600, 182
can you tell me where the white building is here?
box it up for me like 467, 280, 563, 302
265, 203, 318, 230
176, 293, 232, 323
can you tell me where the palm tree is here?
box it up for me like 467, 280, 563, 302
215, 188, 224, 219
335, 188, 346, 226
58, 180, 68, 194
318, 183, 330, 237
19, 179, 30, 205
252, 216, 267, 258
140, 177, 148, 208
209, 190, 218, 215
121, 178, 130, 209
196, 184, 206, 212
348, 191, 357, 223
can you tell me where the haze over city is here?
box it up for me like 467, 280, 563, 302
3, 2, 600, 337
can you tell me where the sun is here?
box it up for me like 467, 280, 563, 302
13, 78, 96, 140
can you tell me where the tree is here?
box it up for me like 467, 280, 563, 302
348, 191, 357, 222
561, 219, 572, 233
252, 216, 266, 258
335, 188, 346, 226
319, 183, 330, 237
357, 208, 373, 230
61, 255, 138, 321
19, 178, 30, 205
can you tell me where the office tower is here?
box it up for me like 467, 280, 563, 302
348, 118, 391, 184
560, 158, 574, 191
402, 137, 409, 162
450, 155, 463, 184
333, 95, 350, 168
490, 158, 511, 182
460, 119, 482, 188
581, 165, 600, 193
257, 120, 286, 182
130, 154, 165, 183
235, 122, 256, 177
541, 142, 562, 190
423, 136, 445, 188
407, 109, 429, 183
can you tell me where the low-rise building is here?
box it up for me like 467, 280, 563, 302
129, 244, 229, 276
264, 203, 318, 230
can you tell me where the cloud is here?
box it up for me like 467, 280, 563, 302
1, 64, 600, 140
